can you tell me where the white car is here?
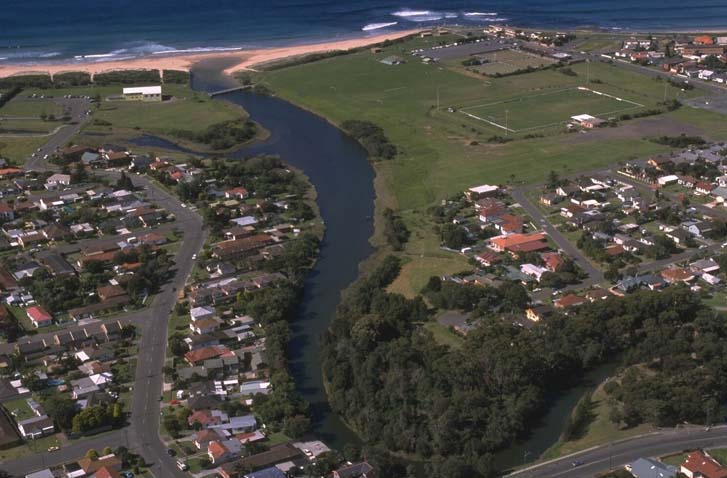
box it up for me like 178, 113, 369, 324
192, 254, 197, 260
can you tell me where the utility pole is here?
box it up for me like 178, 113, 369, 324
436, 86, 440, 111
609, 442, 614, 471
586, 60, 590, 85
505, 109, 509, 136
664, 81, 668, 102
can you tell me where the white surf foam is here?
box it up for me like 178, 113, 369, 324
362, 22, 399, 31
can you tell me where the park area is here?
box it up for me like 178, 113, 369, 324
471, 49, 557, 76
459, 86, 644, 133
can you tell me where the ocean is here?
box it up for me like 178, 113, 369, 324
2, 0, 727, 64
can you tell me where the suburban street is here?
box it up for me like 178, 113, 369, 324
509, 425, 727, 478
2, 151, 205, 477
512, 186, 604, 286
24, 97, 92, 172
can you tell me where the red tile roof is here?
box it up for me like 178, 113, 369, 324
682, 451, 727, 478
184, 345, 229, 364
26, 305, 52, 323
554, 294, 586, 309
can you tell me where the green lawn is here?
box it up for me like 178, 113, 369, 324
0, 135, 49, 162
0, 119, 61, 134
708, 448, 727, 466
461, 87, 641, 132
4, 397, 34, 421
422, 321, 464, 349
0, 98, 63, 118
0, 434, 62, 461
93, 85, 244, 135
661, 452, 690, 467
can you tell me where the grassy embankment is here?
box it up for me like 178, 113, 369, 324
250, 34, 713, 297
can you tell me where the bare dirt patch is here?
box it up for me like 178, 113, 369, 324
563, 116, 705, 145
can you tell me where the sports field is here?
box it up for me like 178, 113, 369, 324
472, 49, 556, 76
459, 86, 644, 132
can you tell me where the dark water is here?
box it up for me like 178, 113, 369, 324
190, 62, 373, 448
4, 0, 727, 64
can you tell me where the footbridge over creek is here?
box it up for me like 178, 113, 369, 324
208, 85, 251, 97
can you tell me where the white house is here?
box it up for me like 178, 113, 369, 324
45, 173, 71, 190
657, 175, 679, 186
190, 306, 216, 322
17, 415, 55, 439
520, 264, 548, 281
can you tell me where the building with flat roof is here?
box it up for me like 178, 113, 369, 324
122, 86, 162, 102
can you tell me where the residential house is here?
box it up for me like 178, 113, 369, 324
188, 409, 229, 428
208, 439, 243, 464
211, 234, 275, 261
0, 202, 14, 221
681, 451, 727, 478
691, 258, 720, 275
696, 181, 716, 195
219, 444, 303, 478
554, 294, 586, 309
660, 267, 695, 284
191, 318, 223, 335
17, 415, 54, 439
465, 185, 499, 201
191, 306, 216, 322
225, 187, 249, 200
665, 228, 690, 245
627, 457, 676, 478
193, 429, 223, 450
26, 306, 52, 328
44, 174, 71, 190
490, 232, 547, 254
525, 304, 554, 322
333, 462, 375, 478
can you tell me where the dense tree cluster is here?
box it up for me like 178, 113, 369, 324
340, 120, 397, 160
382, 208, 410, 251
171, 119, 257, 150
323, 256, 717, 477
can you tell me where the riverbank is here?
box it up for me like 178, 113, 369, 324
0, 30, 420, 79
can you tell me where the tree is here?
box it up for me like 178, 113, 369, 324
86, 449, 99, 460
116, 172, 134, 191
283, 414, 311, 438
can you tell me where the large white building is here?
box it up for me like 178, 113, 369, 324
122, 85, 162, 102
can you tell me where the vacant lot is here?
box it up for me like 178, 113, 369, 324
472, 49, 556, 76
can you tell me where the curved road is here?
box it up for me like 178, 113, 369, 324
509, 425, 727, 478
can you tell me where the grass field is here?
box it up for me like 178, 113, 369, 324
93, 86, 244, 135
471, 49, 556, 76
0, 98, 63, 118
0, 135, 49, 162
459, 86, 643, 132
256, 35, 712, 289
0, 119, 61, 134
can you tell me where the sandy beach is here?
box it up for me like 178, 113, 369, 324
0, 30, 421, 79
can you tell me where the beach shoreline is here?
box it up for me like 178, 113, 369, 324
0, 29, 421, 79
